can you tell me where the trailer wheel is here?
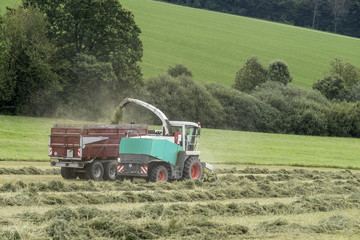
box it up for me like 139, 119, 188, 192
149, 165, 169, 182
86, 161, 104, 181
182, 157, 204, 180
60, 167, 77, 179
103, 161, 117, 181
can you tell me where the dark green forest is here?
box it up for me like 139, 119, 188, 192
158, 0, 360, 38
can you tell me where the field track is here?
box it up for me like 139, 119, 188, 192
1, 161, 360, 239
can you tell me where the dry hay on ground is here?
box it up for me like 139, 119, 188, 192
0, 166, 360, 239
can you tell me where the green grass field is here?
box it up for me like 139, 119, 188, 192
0, 115, 91, 161
1, 0, 359, 88
0, 0, 19, 14
1, 115, 360, 169
121, 0, 360, 88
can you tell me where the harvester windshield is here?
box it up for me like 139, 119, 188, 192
170, 121, 200, 151
185, 125, 200, 151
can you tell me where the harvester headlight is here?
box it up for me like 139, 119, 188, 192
117, 158, 121, 163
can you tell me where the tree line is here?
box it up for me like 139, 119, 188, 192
137, 59, 360, 138
158, 0, 360, 38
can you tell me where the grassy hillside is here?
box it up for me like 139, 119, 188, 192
1, 115, 360, 169
0, 0, 19, 14
1, 0, 359, 88
121, 0, 360, 88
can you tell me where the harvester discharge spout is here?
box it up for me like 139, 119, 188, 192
111, 98, 172, 135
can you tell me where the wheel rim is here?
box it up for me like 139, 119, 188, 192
191, 164, 200, 179
157, 169, 166, 182
109, 166, 115, 177
94, 166, 101, 178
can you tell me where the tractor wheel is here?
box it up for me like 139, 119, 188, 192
103, 161, 117, 181
86, 161, 104, 181
182, 157, 204, 180
149, 165, 169, 182
60, 167, 77, 179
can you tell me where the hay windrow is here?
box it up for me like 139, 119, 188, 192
12, 203, 360, 239
0, 166, 59, 175
0, 169, 359, 207
2, 166, 360, 239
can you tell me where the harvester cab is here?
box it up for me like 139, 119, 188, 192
170, 121, 200, 151
115, 98, 214, 182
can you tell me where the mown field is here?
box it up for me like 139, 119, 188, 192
2, 115, 360, 168
1, 0, 360, 88
121, 0, 360, 88
1, 162, 360, 239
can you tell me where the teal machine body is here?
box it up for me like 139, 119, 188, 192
117, 137, 188, 180
119, 138, 183, 165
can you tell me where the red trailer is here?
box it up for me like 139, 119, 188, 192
49, 124, 148, 180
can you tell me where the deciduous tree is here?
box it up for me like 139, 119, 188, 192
0, 7, 65, 115
330, 0, 349, 33
232, 56, 267, 92
267, 60, 293, 85
23, 0, 143, 91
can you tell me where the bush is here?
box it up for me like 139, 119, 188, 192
144, 74, 224, 128
252, 82, 330, 135
330, 58, 360, 87
167, 63, 193, 78
267, 60, 292, 85
313, 59, 360, 101
206, 83, 280, 132
345, 84, 360, 102
232, 56, 267, 92
327, 102, 360, 137
312, 74, 347, 101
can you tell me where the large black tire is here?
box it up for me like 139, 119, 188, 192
60, 167, 77, 179
103, 161, 117, 181
86, 161, 104, 181
149, 165, 169, 182
182, 157, 204, 180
